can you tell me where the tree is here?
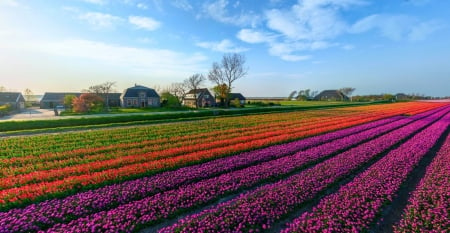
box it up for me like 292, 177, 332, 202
64, 94, 77, 110
0, 86, 6, 92
208, 53, 248, 107
339, 87, 356, 101
213, 84, 229, 107
287, 91, 297, 100
168, 82, 189, 106
184, 73, 205, 109
23, 88, 34, 106
86, 81, 116, 110
72, 93, 104, 113
160, 92, 180, 107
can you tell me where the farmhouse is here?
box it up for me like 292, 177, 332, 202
314, 90, 349, 101
120, 85, 160, 108
40, 92, 81, 109
40, 92, 121, 109
183, 88, 216, 108
0, 92, 25, 110
229, 93, 246, 105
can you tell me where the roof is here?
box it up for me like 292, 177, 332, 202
0, 92, 24, 103
186, 88, 210, 95
229, 93, 246, 100
314, 90, 349, 100
41, 92, 81, 102
121, 85, 159, 98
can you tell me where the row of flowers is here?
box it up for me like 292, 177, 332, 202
0, 112, 378, 190
0, 108, 335, 157
34, 107, 448, 233
159, 106, 450, 233
0, 111, 349, 176
0, 102, 439, 160
282, 108, 450, 232
0, 110, 403, 208
1, 103, 438, 184
0, 114, 407, 232
394, 133, 450, 232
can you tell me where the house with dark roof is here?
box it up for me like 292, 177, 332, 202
40, 92, 122, 109
40, 92, 81, 109
183, 88, 216, 108
229, 93, 246, 106
0, 92, 25, 110
120, 85, 160, 108
314, 90, 349, 101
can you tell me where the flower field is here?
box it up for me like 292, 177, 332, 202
0, 102, 449, 232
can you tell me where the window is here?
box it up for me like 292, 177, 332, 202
139, 92, 146, 98
127, 99, 132, 106
133, 99, 138, 106
148, 98, 153, 105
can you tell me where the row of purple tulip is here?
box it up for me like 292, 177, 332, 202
282, 110, 450, 232
38, 106, 447, 232
158, 107, 450, 232
393, 133, 450, 233
0, 115, 404, 232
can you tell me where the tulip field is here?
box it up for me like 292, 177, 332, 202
0, 102, 449, 232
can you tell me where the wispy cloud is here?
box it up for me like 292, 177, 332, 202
237, 29, 275, 44
0, 0, 20, 7
196, 39, 249, 53
82, 0, 107, 5
37, 39, 207, 76
171, 0, 193, 11
201, 0, 261, 27
79, 12, 122, 29
128, 16, 161, 31
351, 14, 442, 41
136, 3, 148, 10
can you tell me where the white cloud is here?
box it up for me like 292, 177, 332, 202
266, 0, 366, 41
351, 14, 442, 41
237, 29, 275, 44
201, 0, 261, 27
196, 39, 249, 53
79, 12, 122, 29
128, 16, 161, 31
408, 20, 443, 41
37, 39, 207, 76
0, 0, 19, 7
136, 3, 148, 9
171, 0, 193, 11
82, 0, 107, 5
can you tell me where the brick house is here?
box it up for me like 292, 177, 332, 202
183, 88, 216, 108
0, 92, 25, 110
120, 85, 160, 108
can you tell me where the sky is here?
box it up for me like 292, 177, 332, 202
0, 0, 449, 97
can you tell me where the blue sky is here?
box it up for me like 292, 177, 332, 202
0, 0, 449, 97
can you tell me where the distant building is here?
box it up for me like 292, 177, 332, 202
40, 92, 81, 109
395, 93, 409, 101
229, 93, 246, 105
184, 88, 216, 108
120, 85, 160, 108
314, 90, 349, 101
0, 92, 25, 110
40, 92, 121, 109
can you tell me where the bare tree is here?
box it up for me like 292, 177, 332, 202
23, 88, 34, 103
208, 53, 248, 107
169, 82, 189, 106
287, 91, 297, 100
184, 74, 205, 108
339, 87, 356, 101
87, 81, 116, 110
